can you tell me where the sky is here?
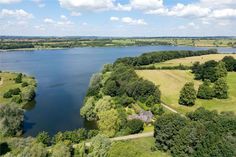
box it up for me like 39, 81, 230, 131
0, 0, 236, 37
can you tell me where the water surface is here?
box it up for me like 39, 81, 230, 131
0, 46, 236, 136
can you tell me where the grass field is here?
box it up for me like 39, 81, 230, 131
147, 54, 236, 68
108, 137, 171, 157
136, 70, 236, 113
0, 72, 36, 107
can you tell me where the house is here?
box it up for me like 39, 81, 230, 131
128, 110, 154, 123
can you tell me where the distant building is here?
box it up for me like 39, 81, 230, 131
128, 110, 153, 123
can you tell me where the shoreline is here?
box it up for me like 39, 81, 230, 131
1, 44, 235, 52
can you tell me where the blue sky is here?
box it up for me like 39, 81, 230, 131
0, 0, 236, 36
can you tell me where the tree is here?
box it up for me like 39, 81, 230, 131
51, 142, 71, 157
88, 134, 111, 157
222, 56, 236, 71
154, 113, 188, 151
215, 61, 227, 79
179, 82, 197, 106
80, 97, 97, 121
197, 79, 214, 99
15, 73, 22, 83
0, 104, 24, 136
213, 78, 228, 99
103, 79, 118, 97
36, 131, 51, 146
126, 119, 144, 134
98, 109, 124, 137
94, 96, 116, 113
18, 143, 47, 157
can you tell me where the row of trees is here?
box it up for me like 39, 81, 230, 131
154, 108, 236, 157
179, 78, 228, 106
115, 49, 217, 66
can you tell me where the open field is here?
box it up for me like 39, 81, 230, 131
148, 54, 236, 68
0, 72, 36, 107
136, 70, 236, 113
108, 137, 171, 157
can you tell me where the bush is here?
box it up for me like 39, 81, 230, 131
15, 73, 22, 83
222, 56, 236, 71
12, 95, 22, 104
0, 104, 24, 136
179, 82, 196, 106
21, 88, 36, 102
51, 142, 71, 157
3, 91, 12, 98
21, 82, 29, 87
36, 131, 51, 146
126, 119, 144, 134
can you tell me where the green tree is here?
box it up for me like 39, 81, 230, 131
80, 97, 97, 121
51, 142, 71, 157
94, 96, 116, 113
126, 119, 144, 134
179, 82, 197, 106
36, 131, 51, 146
0, 104, 24, 136
215, 61, 227, 79
98, 109, 124, 137
103, 79, 118, 97
222, 56, 236, 71
213, 78, 228, 99
154, 113, 188, 151
15, 73, 22, 83
88, 134, 111, 157
197, 79, 214, 99
18, 143, 47, 157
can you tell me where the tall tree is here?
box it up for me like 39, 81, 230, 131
213, 78, 228, 99
179, 82, 197, 106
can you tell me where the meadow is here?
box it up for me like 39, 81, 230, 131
0, 72, 36, 107
146, 54, 236, 68
108, 137, 171, 157
136, 70, 236, 114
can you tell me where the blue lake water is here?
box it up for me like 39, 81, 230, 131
0, 46, 236, 136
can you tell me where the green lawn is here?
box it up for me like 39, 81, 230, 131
0, 72, 36, 107
136, 70, 236, 114
108, 137, 171, 157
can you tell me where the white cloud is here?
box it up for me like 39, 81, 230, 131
60, 15, 68, 20
121, 17, 147, 25
70, 11, 81, 16
59, 0, 115, 11
210, 9, 236, 18
82, 22, 88, 26
0, 0, 21, 4
110, 16, 119, 21
0, 9, 33, 19
130, 0, 163, 10
44, 18, 54, 24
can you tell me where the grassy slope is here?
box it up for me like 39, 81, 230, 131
108, 137, 171, 157
147, 54, 236, 68
0, 72, 36, 107
136, 70, 236, 113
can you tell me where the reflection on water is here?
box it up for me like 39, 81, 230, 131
23, 100, 36, 111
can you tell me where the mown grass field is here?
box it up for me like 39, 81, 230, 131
0, 72, 36, 106
136, 70, 236, 114
147, 54, 236, 68
108, 137, 171, 157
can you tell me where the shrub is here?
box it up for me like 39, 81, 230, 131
21, 88, 35, 102
21, 82, 29, 87
222, 56, 236, 71
126, 119, 144, 134
15, 73, 22, 83
3, 91, 12, 98
179, 82, 196, 106
36, 131, 51, 146
12, 95, 22, 104
51, 142, 71, 157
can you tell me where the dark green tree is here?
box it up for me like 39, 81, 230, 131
197, 79, 214, 99
15, 73, 22, 83
215, 61, 227, 79
36, 131, 51, 146
126, 119, 144, 134
222, 56, 236, 71
213, 78, 228, 99
179, 82, 197, 106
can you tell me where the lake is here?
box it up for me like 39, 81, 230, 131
0, 46, 236, 136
